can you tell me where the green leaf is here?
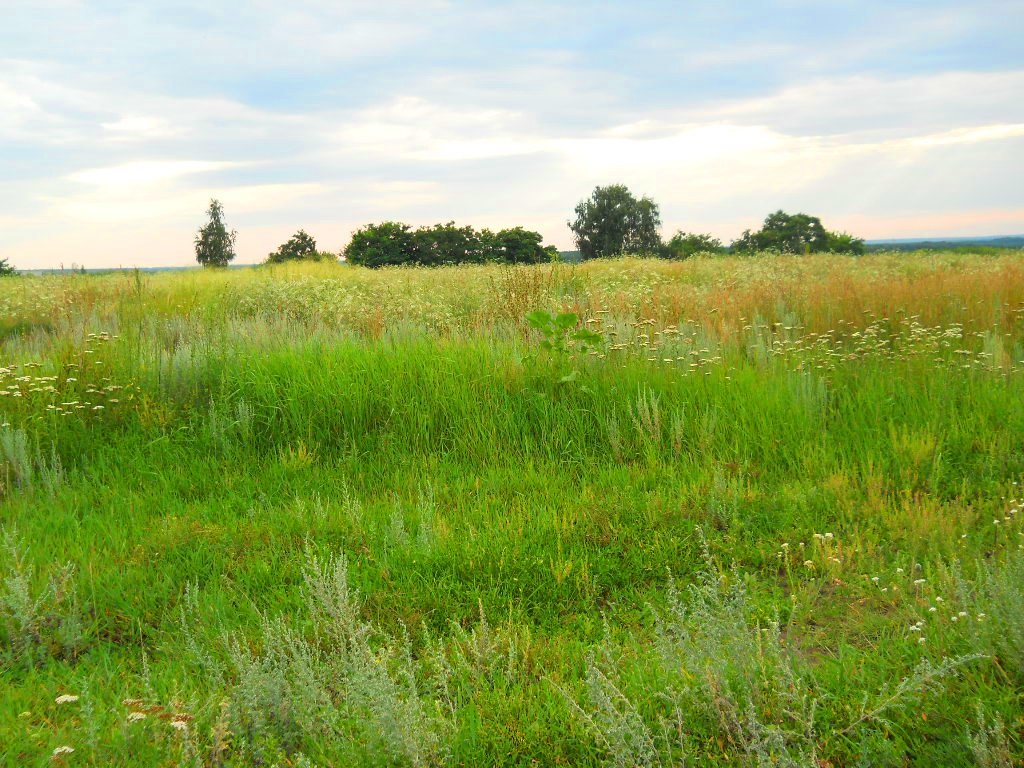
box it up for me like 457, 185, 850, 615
526, 311, 554, 332
572, 329, 603, 344
555, 313, 578, 330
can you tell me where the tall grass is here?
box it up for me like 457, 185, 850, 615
1, 252, 1023, 765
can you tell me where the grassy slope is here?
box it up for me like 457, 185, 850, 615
1, 253, 1023, 766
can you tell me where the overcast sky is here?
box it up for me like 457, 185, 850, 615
2, 0, 1023, 268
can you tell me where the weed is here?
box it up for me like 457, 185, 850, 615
0, 530, 84, 667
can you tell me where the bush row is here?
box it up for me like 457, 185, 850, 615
343, 222, 558, 268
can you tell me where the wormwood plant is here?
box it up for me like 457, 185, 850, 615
952, 551, 1024, 683
170, 549, 449, 765
0, 530, 84, 667
0, 426, 66, 496
563, 549, 982, 766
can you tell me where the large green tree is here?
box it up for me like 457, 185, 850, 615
0, 257, 15, 276
569, 184, 662, 260
194, 199, 237, 268
266, 229, 321, 264
732, 210, 864, 255
344, 222, 416, 267
490, 226, 552, 264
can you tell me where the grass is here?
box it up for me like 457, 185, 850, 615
1, 252, 1023, 766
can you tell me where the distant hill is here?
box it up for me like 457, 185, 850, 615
865, 235, 1024, 252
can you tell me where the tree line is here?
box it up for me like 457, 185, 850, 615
569, 184, 865, 260
188, 185, 866, 269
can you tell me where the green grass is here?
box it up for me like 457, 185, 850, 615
2, 253, 1023, 766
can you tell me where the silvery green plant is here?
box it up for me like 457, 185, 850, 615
0, 530, 83, 666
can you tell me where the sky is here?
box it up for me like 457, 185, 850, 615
2, 0, 1023, 269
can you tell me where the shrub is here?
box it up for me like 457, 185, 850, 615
344, 222, 556, 268
0, 257, 15, 276
660, 232, 724, 259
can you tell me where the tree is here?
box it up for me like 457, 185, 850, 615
194, 199, 237, 267
731, 210, 863, 255
344, 222, 416, 267
267, 229, 320, 264
491, 226, 553, 264
569, 184, 662, 260
413, 222, 485, 266
343, 221, 557, 268
661, 232, 724, 260
0, 257, 15, 277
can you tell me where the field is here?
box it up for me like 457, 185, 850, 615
2, 252, 1023, 766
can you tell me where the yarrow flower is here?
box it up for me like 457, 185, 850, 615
54, 695, 79, 705
52, 746, 75, 757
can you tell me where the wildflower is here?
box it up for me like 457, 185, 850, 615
895, 567, 904, 574
918, 637, 926, 644
170, 719, 189, 732
913, 578, 926, 585
55, 695, 79, 705
928, 607, 937, 613
871, 576, 880, 583
127, 712, 147, 723
803, 560, 814, 568
52, 746, 75, 757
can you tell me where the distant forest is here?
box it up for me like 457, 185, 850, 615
864, 235, 1024, 252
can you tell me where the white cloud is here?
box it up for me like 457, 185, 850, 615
701, 70, 1024, 137
101, 114, 182, 141
67, 160, 244, 188
1, 4, 1022, 268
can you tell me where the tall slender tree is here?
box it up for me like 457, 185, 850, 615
195, 199, 237, 268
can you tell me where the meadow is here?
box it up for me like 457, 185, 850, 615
1, 252, 1023, 766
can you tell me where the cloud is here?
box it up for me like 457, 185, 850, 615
67, 160, 245, 188
0, 2, 1022, 268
